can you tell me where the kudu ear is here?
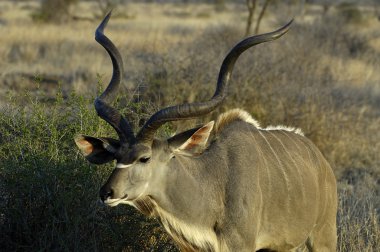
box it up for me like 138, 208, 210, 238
169, 121, 214, 156
74, 135, 120, 164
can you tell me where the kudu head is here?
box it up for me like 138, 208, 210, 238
75, 12, 292, 207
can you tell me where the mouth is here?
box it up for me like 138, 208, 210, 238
103, 195, 128, 207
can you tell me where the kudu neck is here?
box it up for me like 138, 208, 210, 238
156, 154, 224, 225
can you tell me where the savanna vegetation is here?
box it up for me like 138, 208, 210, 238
0, 1, 379, 251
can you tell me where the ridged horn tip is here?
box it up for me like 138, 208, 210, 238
271, 19, 293, 39
96, 11, 113, 36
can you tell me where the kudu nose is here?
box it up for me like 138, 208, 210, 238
99, 186, 114, 202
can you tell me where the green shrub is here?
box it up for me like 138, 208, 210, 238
0, 86, 176, 251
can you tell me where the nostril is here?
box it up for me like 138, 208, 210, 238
106, 189, 113, 198
100, 187, 114, 202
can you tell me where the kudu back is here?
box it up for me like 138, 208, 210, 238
75, 12, 337, 252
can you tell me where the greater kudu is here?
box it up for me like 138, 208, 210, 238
75, 13, 337, 251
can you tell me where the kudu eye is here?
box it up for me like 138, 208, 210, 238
139, 157, 151, 163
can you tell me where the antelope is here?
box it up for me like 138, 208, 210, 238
75, 12, 337, 252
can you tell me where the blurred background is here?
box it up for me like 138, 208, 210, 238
0, 0, 379, 251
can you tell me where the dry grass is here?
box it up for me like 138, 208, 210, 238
0, 1, 379, 251
0, 1, 293, 98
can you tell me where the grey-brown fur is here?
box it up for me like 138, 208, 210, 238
156, 112, 337, 251
77, 109, 337, 251
74, 13, 337, 252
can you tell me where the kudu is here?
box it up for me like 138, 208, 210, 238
75, 12, 337, 252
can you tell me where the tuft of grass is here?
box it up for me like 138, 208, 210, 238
337, 186, 380, 251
